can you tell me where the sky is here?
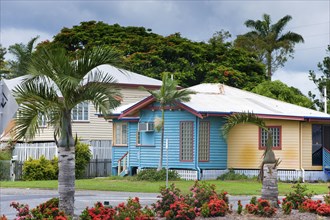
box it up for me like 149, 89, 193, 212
0, 0, 329, 97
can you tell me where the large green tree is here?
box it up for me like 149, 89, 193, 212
0, 44, 9, 76
45, 21, 266, 89
235, 14, 304, 79
146, 73, 195, 170
8, 36, 39, 78
309, 45, 330, 112
252, 80, 315, 109
13, 47, 122, 216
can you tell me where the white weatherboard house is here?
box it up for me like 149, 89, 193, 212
1, 65, 162, 162
110, 83, 330, 181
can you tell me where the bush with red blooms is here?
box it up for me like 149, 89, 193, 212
153, 183, 182, 217
245, 198, 277, 217
281, 198, 293, 215
300, 199, 322, 213
164, 198, 196, 220
80, 202, 116, 220
316, 203, 330, 216
80, 197, 154, 220
200, 195, 228, 217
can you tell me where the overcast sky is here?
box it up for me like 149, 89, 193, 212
1, 0, 329, 96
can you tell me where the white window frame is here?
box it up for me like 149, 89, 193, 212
38, 114, 47, 128
114, 122, 128, 146
72, 101, 89, 122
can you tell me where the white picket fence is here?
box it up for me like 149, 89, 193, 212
12, 140, 112, 162
173, 169, 198, 180
202, 169, 330, 181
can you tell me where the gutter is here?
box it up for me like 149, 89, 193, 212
195, 116, 201, 180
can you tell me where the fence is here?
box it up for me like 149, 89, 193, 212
0, 159, 112, 181
12, 140, 112, 162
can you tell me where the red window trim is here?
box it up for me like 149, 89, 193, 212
180, 121, 194, 162
258, 126, 282, 150
199, 121, 210, 162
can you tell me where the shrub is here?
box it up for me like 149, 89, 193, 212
237, 200, 243, 215
80, 201, 116, 219
324, 192, 330, 205
300, 199, 322, 213
153, 183, 182, 216
0, 149, 12, 160
10, 198, 68, 220
164, 199, 196, 220
80, 198, 154, 220
216, 169, 249, 180
136, 168, 180, 181
281, 200, 293, 215
245, 198, 277, 217
75, 140, 92, 179
316, 204, 330, 216
22, 155, 58, 181
186, 181, 217, 208
283, 183, 313, 209
200, 195, 228, 217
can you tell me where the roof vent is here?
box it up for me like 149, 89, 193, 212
218, 84, 225, 94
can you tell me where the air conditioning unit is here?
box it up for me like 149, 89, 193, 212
138, 122, 154, 132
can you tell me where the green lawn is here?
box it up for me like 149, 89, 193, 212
0, 178, 329, 195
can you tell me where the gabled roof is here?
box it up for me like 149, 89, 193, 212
95, 64, 162, 88
3, 64, 163, 92
115, 83, 330, 121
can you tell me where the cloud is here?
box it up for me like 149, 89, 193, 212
0, 28, 53, 59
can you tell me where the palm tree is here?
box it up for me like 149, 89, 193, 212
236, 14, 304, 79
8, 36, 39, 78
146, 73, 195, 171
13, 47, 122, 216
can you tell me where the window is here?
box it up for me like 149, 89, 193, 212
38, 114, 47, 128
312, 125, 323, 166
259, 126, 281, 149
199, 121, 210, 161
136, 131, 141, 145
180, 121, 194, 161
72, 101, 89, 121
114, 122, 127, 146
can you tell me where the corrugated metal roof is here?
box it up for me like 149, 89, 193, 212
95, 64, 162, 86
3, 64, 162, 92
184, 83, 330, 118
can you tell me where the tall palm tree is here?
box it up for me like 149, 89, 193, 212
146, 73, 195, 170
236, 14, 304, 79
13, 47, 122, 216
8, 36, 40, 78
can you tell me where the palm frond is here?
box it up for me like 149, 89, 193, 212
222, 112, 266, 139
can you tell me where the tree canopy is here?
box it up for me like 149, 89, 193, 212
252, 80, 315, 109
44, 20, 266, 89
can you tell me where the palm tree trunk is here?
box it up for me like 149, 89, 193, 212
266, 51, 272, 80
157, 108, 165, 171
57, 110, 75, 216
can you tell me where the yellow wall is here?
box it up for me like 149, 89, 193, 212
227, 119, 303, 170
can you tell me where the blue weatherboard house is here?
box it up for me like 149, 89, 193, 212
108, 84, 330, 181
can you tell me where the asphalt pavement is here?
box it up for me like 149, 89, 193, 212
0, 187, 324, 219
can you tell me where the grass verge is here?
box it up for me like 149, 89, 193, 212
0, 178, 328, 195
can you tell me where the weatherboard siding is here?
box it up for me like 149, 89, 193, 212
228, 120, 301, 170
198, 117, 227, 169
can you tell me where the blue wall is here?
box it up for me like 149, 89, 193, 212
112, 108, 228, 175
